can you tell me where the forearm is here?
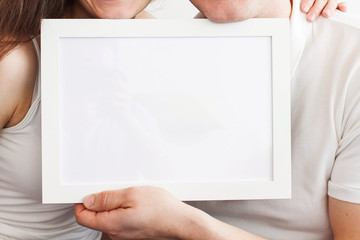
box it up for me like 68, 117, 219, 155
76, 187, 270, 240
178, 205, 268, 240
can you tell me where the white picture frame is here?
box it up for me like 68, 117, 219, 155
41, 19, 291, 203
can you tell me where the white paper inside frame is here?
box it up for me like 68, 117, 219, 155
59, 36, 272, 184
42, 19, 291, 203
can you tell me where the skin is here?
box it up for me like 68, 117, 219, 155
301, 0, 347, 22
74, 0, 360, 240
329, 198, 360, 240
72, 0, 151, 19
189, 0, 292, 22
0, 41, 37, 130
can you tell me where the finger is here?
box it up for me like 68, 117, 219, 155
306, 0, 327, 22
322, 0, 338, 18
337, 2, 348, 12
75, 203, 117, 232
301, 0, 316, 13
83, 189, 131, 212
74, 204, 106, 231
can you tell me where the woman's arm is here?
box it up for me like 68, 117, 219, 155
300, 0, 347, 22
0, 41, 37, 130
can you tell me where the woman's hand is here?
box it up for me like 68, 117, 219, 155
75, 187, 202, 240
301, 0, 347, 22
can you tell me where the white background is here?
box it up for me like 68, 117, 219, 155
150, 0, 360, 18
150, 1, 198, 19
346, 0, 360, 14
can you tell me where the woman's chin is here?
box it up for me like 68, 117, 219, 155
94, 10, 137, 19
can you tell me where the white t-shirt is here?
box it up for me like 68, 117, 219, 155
0, 39, 101, 240
190, 2, 360, 240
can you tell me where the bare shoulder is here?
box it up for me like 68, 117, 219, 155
0, 40, 38, 130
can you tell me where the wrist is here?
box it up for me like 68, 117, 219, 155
173, 202, 268, 240
175, 203, 215, 240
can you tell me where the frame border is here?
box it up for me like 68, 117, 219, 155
41, 19, 291, 203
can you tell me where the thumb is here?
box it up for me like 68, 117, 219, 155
83, 190, 127, 212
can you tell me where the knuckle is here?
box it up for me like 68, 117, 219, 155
75, 214, 84, 226
125, 186, 139, 199
314, 0, 328, 9
100, 191, 110, 209
311, 7, 322, 14
339, 2, 348, 11
303, 0, 314, 5
75, 216, 82, 225
328, 0, 338, 7
312, 6, 322, 13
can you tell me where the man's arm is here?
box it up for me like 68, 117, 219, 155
75, 188, 360, 240
75, 187, 268, 240
180, 209, 268, 240
329, 197, 360, 240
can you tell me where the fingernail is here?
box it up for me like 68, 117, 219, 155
84, 195, 94, 207
303, 4, 311, 12
308, 13, 316, 22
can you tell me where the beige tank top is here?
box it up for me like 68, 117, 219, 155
0, 39, 101, 240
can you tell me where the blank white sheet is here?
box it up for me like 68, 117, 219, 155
59, 36, 273, 185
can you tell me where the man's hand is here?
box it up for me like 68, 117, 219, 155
75, 187, 270, 240
74, 187, 201, 240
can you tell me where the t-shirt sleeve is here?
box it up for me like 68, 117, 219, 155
328, 67, 360, 204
